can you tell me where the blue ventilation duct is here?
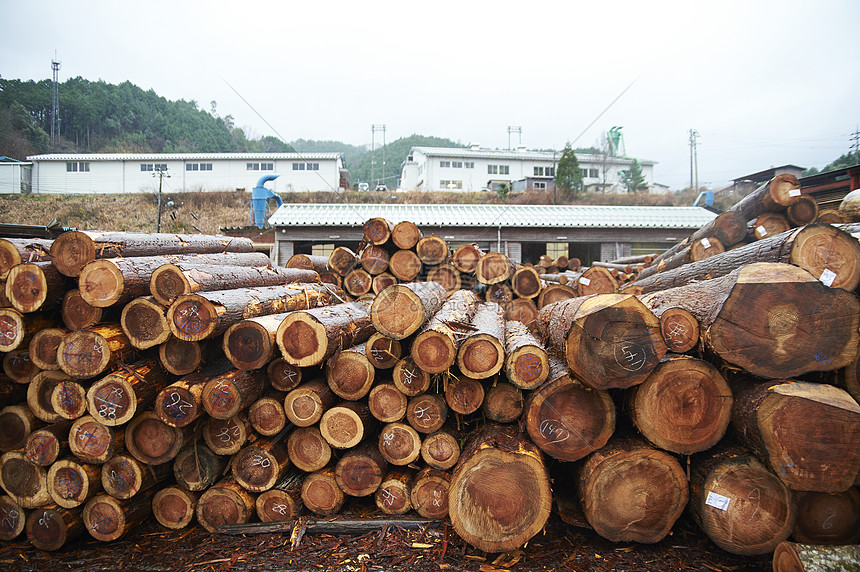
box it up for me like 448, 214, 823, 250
251, 174, 283, 228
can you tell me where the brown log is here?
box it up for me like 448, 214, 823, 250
232, 434, 290, 493
503, 320, 549, 390
248, 391, 287, 436
484, 282, 513, 308
326, 343, 375, 401
318, 271, 342, 289
283, 377, 336, 427
152, 485, 199, 530
388, 249, 422, 281
367, 382, 407, 423
371, 281, 447, 340
0, 309, 53, 353
5, 261, 67, 313
118, 296, 170, 351
0, 238, 51, 280
201, 368, 268, 419
150, 263, 318, 306
732, 380, 860, 492
410, 467, 450, 520
391, 220, 422, 250
359, 245, 390, 275
0, 280, 9, 308
255, 471, 304, 522
267, 358, 303, 392
335, 441, 387, 497
158, 337, 201, 376
785, 195, 819, 226
78, 251, 271, 308
406, 393, 447, 434
69, 415, 123, 464
277, 301, 374, 366
838, 345, 860, 404
647, 305, 700, 354
154, 360, 232, 428
101, 452, 171, 499
392, 356, 432, 397
328, 246, 358, 277
319, 401, 374, 449
28, 327, 67, 370
578, 435, 688, 543
730, 173, 802, 223
285, 253, 331, 273
510, 266, 542, 299
25, 419, 73, 466
25, 505, 86, 551
416, 236, 449, 265
817, 208, 846, 224
365, 333, 401, 370
124, 411, 189, 466
375, 468, 413, 515
203, 414, 250, 456
3, 349, 37, 384
301, 466, 345, 516
0, 451, 50, 508
363, 217, 393, 245
371, 272, 398, 295
578, 266, 619, 296
61, 289, 106, 332
427, 263, 461, 296
378, 422, 421, 466
689, 445, 796, 555
773, 541, 860, 572
505, 297, 539, 333
196, 477, 255, 532
525, 356, 615, 462
46, 458, 101, 508
629, 354, 732, 454
452, 243, 483, 274
286, 426, 331, 473
421, 429, 461, 470
449, 423, 551, 552
537, 282, 576, 309
27, 370, 70, 423
637, 245, 703, 281
221, 311, 286, 372
50, 379, 88, 421
411, 289, 481, 374
457, 302, 505, 379
57, 324, 135, 380
792, 489, 860, 545
172, 442, 228, 491
749, 212, 792, 241
0, 495, 25, 540
483, 381, 524, 423
343, 267, 373, 297
476, 252, 515, 285
86, 359, 169, 427
637, 263, 860, 379
444, 374, 484, 415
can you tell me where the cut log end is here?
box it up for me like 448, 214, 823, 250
277, 315, 326, 367
50, 231, 96, 277
150, 264, 191, 306
223, 321, 271, 371
78, 260, 124, 308
57, 330, 112, 380
168, 295, 219, 342
159, 338, 201, 376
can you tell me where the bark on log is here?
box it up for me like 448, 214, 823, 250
277, 301, 375, 367
378, 422, 422, 466
410, 467, 450, 520
792, 489, 860, 545
25, 505, 86, 551
124, 411, 189, 466
392, 220, 423, 250
27, 370, 69, 423
231, 434, 290, 493
457, 302, 506, 379
578, 435, 688, 543
773, 541, 860, 572
203, 414, 250, 456
406, 393, 448, 434
0, 495, 25, 541
283, 378, 336, 427
195, 477, 254, 533
452, 243, 483, 274
443, 374, 484, 415
371, 281, 448, 340
365, 333, 401, 370
0, 451, 51, 508
46, 458, 101, 509
503, 320, 549, 390
335, 441, 387, 497
100, 453, 171, 499
476, 252, 515, 285
0, 238, 52, 280
25, 420, 73, 466
328, 247, 358, 277
57, 324, 135, 380
448, 423, 552, 553
248, 391, 287, 436
154, 360, 233, 428
375, 468, 413, 515
255, 471, 304, 523
629, 354, 732, 454
5, 262, 67, 313
411, 289, 480, 374
392, 356, 432, 397
286, 426, 331, 473
172, 442, 228, 492
388, 249, 422, 282
86, 359, 169, 426
28, 327, 67, 370
326, 343, 375, 401
152, 485, 199, 530
730, 174, 802, 222
301, 466, 345, 516
319, 401, 374, 449
421, 429, 461, 471
731, 380, 860, 492
68, 415, 123, 464
482, 382, 524, 423
201, 368, 268, 420
367, 382, 408, 424
286, 254, 331, 273
416, 236, 449, 266
689, 445, 796, 556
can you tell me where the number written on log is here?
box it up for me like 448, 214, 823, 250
0, 316, 18, 343
165, 392, 193, 420
515, 355, 543, 380
614, 342, 647, 372
539, 419, 571, 445
1, 508, 19, 532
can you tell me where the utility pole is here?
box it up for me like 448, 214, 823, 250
851, 125, 860, 162
154, 168, 170, 232
372, 124, 386, 186
507, 126, 522, 150
51, 54, 61, 150
689, 129, 699, 191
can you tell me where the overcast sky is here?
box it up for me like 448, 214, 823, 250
2, 0, 858, 190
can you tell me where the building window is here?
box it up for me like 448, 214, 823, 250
581, 168, 588, 177
261, 163, 274, 171
293, 163, 305, 170
312, 243, 335, 258
440, 180, 463, 190
534, 166, 554, 177
186, 163, 198, 171
499, 165, 509, 175
488, 165, 498, 175
440, 161, 451, 168
201, 163, 212, 171
247, 163, 260, 171
67, 161, 89, 172
155, 164, 167, 172
452, 161, 463, 168
546, 242, 568, 259
464, 161, 474, 169
140, 163, 154, 172
306, 163, 319, 171
589, 168, 599, 178
534, 181, 547, 190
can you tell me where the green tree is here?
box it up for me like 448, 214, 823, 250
497, 182, 510, 200
555, 143, 583, 199
619, 158, 647, 193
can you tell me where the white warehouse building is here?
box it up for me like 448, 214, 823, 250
22, 153, 349, 195
399, 146, 656, 194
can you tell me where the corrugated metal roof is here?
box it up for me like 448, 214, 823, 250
268, 203, 715, 229
411, 147, 656, 166
26, 152, 342, 161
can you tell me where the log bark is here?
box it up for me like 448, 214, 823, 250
25, 420, 73, 466
27, 370, 70, 423
101, 453, 171, 499
255, 471, 304, 522
689, 445, 796, 556
411, 289, 480, 374
154, 360, 234, 428
285, 253, 331, 273
378, 422, 422, 466
524, 356, 615, 462
388, 249, 422, 281
448, 423, 552, 553
365, 333, 401, 370
410, 467, 450, 520
301, 466, 345, 516
5, 262, 67, 313
731, 380, 860, 492
231, 434, 290, 493
452, 243, 483, 274
28, 327, 67, 370
730, 173, 802, 222
504, 320, 549, 390
203, 414, 250, 456
86, 359, 169, 426
578, 435, 688, 543
482, 382, 524, 423
201, 368, 268, 419
0, 451, 51, 508
328, 247, 358, 277
277, 301, 375, 366
476, 252, 515, 285
773, 541, 860, 572
629, 354, 732, 454
46, 458, 101, 509
0, 237, 52, 280
406, 393, 448, 434
334, 441, 387, 497
421, 429, 461, 470
0, 495, 25, 541
392, 356, 432, 397
286, 426, 331, 473
69, 415, 123, 464
416, 236, 449, 266
25, 505, 86, 551
371, 281, 448, 340
443, 374, 484, 415
57, 324, 135, 380
326, 343, 375, 401
319, 401, 374, 449
457, 302, 506, 379
375, 468, 413, 515
283, 378, 336, 427
195, 477, 254, 533
124, 411, 189, 466
152, 485, 199, 529
248, 391, 287, 436
792, 488, 860, 545
172, 442, 228, 492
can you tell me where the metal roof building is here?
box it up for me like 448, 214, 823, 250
268, 203, 715, 266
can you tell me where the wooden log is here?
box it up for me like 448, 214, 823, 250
391, 220, 423, 250
503, 320, 549, 390
647, 305, 700, 354
124, 411, 189, 466
28, 327, 67, 370
406, 393, 448, 434
0, 451, 50, 508
25, 505, 86, 551
335, 441, 387, 497
416, 236, 449, 266
421, 429, 461, 470
578, 435, 688, 543
319, 401, 374, 449
69, 415, 123, 464
328, 246, 358, 277
27, 370, 70, 423
637, 263, 860, 379
511, 266, 542, 299
0, 495, 25, 541
152, 485, 199, 529
201, 368, 268, 420
476, 252, 515, 285
50, 379, 89, 421
525, 356, 615, 462
25, 420, 73, 466
118, 296, 170, 351
196, 477, 255, 532
363, 217, 393, 246
267, 358, 303, 392
749, 212, 792, 241
78, 251, 271, 308
411, 289, 481, 374
371, 272, 398, 295
5, 261, 67, 313
172, 442, 228, 492
154, 360, 232, 428
286, 253, 331, 273
375, 468, 413, 515
817, 208, 846, 224
792, 488, 860, 545
61, 289, 106, 332
773, 541, 860, 572
326, 343, 375, 401
449, 423, 551, 553
378, 422, 421, 466
232, 434, 290, 493
505, 297, 539, 333
286, 426, 331, 473
410, 467, 450, 520
444, 374, 484, 415
86, 359, 169, 427
578, 266, 619, 296
371, 281, 448, 340
150, 263, 318, 306
283, 377, 336, 427
248, 391, 287, 436
359, 244, 390, 275
2, 349, 37, 384
277, 301, 375, 366
539, 294, 666, 390
689, 445, 796, 556
0, 376, 27, 410
0, 309, 53, 353
101, 452, 171, 499
255, 471, 304, 522
452, 243, 483, 274
57, 324, 135, 380
301, 466, 345, 516
731, 173, 802, 223
392, 356, 431, 397
158, 337, 201, 376
427, 263, 461, 296
222, 312, 286, 371
457, 302, 506, 379
367, 382, 407, 423
732, 380, 860, 492
365, 333, 401, 370
203, 414, 250, 456
46, 458, 101, 508
536, 282, 576, 309
629, 354, 732, 454
483, 381, 524, 423
485, 282, 513, 307
388, 249, 422, 282
0, 238, 51, 280
343, 267, 373, 297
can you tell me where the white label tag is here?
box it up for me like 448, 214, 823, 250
756, 225, 768, 237
700, 238, 711, 249
579, 277, 591, 286
820, 268, 837, 287
705, 491, 731, 511
789, 189, 801, 197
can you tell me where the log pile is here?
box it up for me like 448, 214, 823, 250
1, 219, 858, 566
